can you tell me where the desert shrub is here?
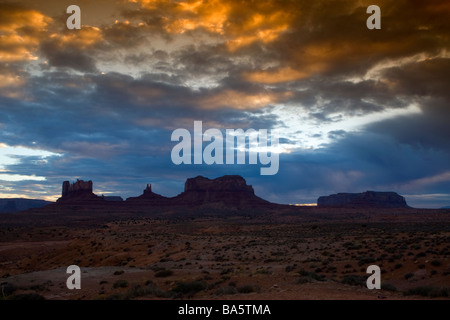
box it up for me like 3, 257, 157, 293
237, 284, 260, 294
285, 265, 295, 272
298, 270, 325, 282
0, 282, 16, 297
391, 254, 403, 260
404, 286, 450, 298
341, 275, 366, 286
297, 277, 313, 284
215, 286, 237, 296
381, 282, 397, 292
172, 281, 206, 294
29, 284, 47, 292
125, 283, 166, 299
415, 252, 426, 258
113, 270, 124, 276
394, 263, 403, 269
431, 260, 441, 267
255, 269, 272, 275
9, 293, 45, 300
220, 268, 233, 275
154, 269, 173, 278
344, 242, 362, 250
113, 279, 129, 289
404, 272, 414, 280
357, 256, 376, 266
106, 293, 126, 300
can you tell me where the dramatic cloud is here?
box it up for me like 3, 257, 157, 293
0, 0, 449, 207
0, 3, 51, 62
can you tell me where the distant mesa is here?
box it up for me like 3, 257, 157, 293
174, 175, 269, 207
58, 179, 101, 203
317, 191, 408, 208
0, 198, 52, 213
127, 176, 269, 208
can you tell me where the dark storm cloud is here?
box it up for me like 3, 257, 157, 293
382, 57, 450, 100
40, 41, 98, 72
265, 0, 449, 79
258, 129, 450, 207
0, 0, 449, 207
102, 21, 149, 47
367, 57, 450, 151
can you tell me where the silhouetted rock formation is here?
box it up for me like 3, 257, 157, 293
102, 196, 123, 202
58, 179, 101, 203
126, 183, 169, 204
173, 175, 269, 207
0, 198, 52, 213
125, 176, 270, 208
317, 191, 408, 208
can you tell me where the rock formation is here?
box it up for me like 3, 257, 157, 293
58, 179, 101, 202
62, 179, 92, 197
317, 191, 408, 208
0, 198, 52, 213
126, 183, 169, 204
102, 196, 123, 202
126, 176, 270, 208
173, 175, 269, 207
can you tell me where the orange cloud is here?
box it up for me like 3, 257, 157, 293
164, 0, 230, 34
49, 27, 103, 50
225, 7, 292, 51
198, 89, 292, 110
130, 0, 292, 49
244, 67, 314, 84
0, 5, 51, 62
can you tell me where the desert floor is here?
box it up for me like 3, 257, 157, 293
1, 212, 450, 300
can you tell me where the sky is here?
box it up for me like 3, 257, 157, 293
0, 0, 449, 208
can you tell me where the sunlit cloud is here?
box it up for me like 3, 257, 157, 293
268, 103, 422, 150
0, 144, 61, 183
0, 173, 46, 182
50, 26, 103, 50
0, 5, 51, 62
198, 89, 293, 110
0, 0, 449, 207
243, 66, 318, 84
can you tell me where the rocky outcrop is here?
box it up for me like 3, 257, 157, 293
58, 179, 101, 202
125, 176, 269, 208
102, 196, 123, 202
317, 191, 408, 208
50, 175, 274, 209
126, 184, 169, 204
62, 179, 92, 197
173, 175, 269, 207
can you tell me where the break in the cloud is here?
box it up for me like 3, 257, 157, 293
0, 0, 449, 207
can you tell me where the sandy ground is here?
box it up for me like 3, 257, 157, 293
1, 216, 449, 300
